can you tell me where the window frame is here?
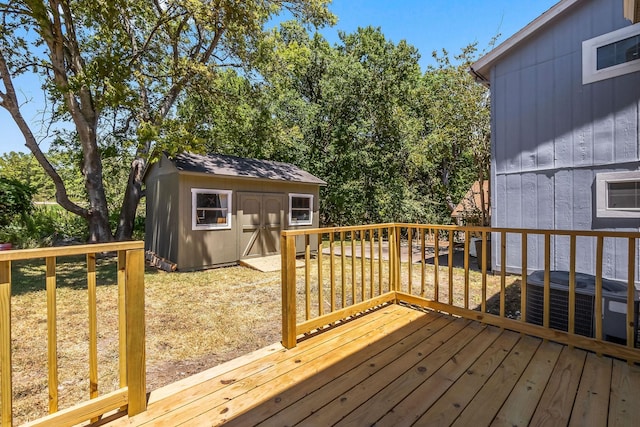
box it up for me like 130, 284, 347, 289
582, 22, 640, 84
595, 171, 640, 218
191, 188, 233, 230
288, 193, 314, 226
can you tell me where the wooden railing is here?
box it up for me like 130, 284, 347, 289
281, 224, 640, 364
0, 242, 146, 426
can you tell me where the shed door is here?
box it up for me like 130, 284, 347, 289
238, 193, 284, 259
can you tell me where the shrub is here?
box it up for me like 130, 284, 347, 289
0, 177, 36, 227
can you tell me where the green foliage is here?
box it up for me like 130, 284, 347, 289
0, 152, 55, 201
0, 205, 88, 248
0, 177, 35, 228
179, 22, 491, 227
0, 0, 335, 241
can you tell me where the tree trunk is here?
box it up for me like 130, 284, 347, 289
115, 157, 146, 241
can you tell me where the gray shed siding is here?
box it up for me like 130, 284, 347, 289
490, 0, 640, 279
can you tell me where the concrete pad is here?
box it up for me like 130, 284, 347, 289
240, 255, 304, 272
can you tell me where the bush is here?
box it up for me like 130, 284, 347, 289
0, 177, 36, 227
1, 205, 89, 248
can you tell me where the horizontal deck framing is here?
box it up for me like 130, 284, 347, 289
107, 304, 640, 427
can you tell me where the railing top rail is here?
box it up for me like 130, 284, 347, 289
0, 241, 144, 262
281, 223, 640, 239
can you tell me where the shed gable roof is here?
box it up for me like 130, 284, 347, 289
171, 152, 327, 185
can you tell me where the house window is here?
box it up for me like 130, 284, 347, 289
583, 23, 640, 84
191, 189, 232, 230
596, 172, 640, 218
289, 194, 313, 226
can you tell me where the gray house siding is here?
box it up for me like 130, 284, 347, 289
489, 0, 640, 279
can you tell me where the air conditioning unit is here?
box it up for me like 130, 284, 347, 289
525, 270, 639, 346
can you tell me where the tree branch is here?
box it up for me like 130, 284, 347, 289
0, 49, 87, 217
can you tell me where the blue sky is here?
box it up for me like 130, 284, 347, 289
0, 0, 559, 155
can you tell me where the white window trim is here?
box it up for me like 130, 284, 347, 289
191, 188, 233, 230
596, 171, 640, 218
288, 193, 313, 226
583, 22, 640, 84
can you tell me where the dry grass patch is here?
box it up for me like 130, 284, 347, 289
8, 258, 282, 425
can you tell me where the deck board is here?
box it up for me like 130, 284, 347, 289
491, 340, 563, 426
104, 304, 640, 427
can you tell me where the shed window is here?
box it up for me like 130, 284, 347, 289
596, 172, 640, 218
192, 189, 232, 230
289, 194, 313, 226
583, 23, 640, 84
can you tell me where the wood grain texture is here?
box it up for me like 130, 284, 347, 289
46, 256, 58, 413
0, 260, 12, 427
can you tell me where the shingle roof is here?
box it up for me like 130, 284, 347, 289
170, 152, 326, 185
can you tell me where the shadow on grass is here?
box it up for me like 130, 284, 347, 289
10, 254, 123, 296
478, 279, 522, 320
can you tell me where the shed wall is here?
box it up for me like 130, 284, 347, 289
490, 0, 640, 279
145, 157, 181, 265
177, 174, 321, 271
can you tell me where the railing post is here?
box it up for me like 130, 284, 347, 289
281, 234, 297, 349
1, 260, 12, 426
125, 248, 146, 416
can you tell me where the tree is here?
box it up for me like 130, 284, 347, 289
410, 44, 491, 224
0, 0, 334, 242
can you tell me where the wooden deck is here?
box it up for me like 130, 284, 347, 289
106, 303, 640, 427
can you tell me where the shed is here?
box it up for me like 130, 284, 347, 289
144, 152, 326, 271
470, 0, 640, 278
451, 180, 490, 226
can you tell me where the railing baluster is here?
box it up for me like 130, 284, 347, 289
0, 259, 12, 427
340, 231, 346, 309
361, 231, 366, 298
481, 230, 487, 313
305, 235, 311, 320
351, 231, 356, 304
464, 230, 469, 309
569, 235, 576, 339
421, 228, 426, 298
370, 230, 374, 298
434, 229, 440, 303
627, 237, 636, 351
543, 233, 551, 329
330, 232, 336, 312
521, 232, 528, 322
349, 234, 356, 304
500, 231, 506, 317
408, 227, 413, 294
46, 256, 58, 413
318, 232, 324, 316
117, 251, 127, 392
595, 236, 604, 343
448, 230, 454, 305
388, 227, 394, 291
378, 228, 383, 294
125, 248, 146, 416
87, 253, 98, 401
